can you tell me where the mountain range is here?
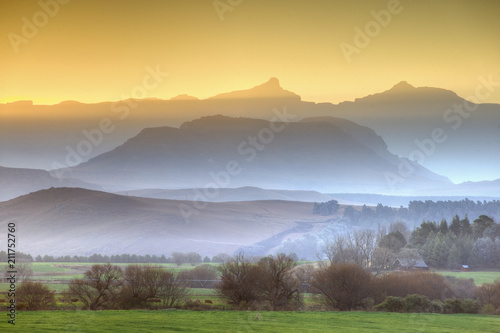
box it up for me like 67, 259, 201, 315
1, 78, 499, 201
2, 78, 499, 184
56, 115, 452, 194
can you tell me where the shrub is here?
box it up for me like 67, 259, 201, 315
481, 304, 496, 315
443, 298, 479, 314
404, 294, 431, 313
17, 282, 55, 310
375, 296, 405, 312
312, 263, 373, 311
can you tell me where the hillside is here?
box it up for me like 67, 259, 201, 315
0, 188, 332, 257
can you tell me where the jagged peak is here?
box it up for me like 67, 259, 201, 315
390, 81, 415, 91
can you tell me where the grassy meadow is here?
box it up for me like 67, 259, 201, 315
2, 310, 499, 333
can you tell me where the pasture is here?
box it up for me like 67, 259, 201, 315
3, 310, 499, 332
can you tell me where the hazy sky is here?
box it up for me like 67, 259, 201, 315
1, 0, 499, 105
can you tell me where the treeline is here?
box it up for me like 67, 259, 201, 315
216, 254, 500, 314
408, 215, 500, 270
12, 255, 500, 315
25, 252, 232, 264
312, 200, 339, 216
341, 198, 500, 226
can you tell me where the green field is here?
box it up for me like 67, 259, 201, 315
2, 310, 498, 332
436, 271, 500, 285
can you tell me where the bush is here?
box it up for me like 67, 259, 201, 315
312, 263, 373, 311
443, 298, 479, 314
375, 296, 405, 312
17, 282, 55, 310
374, 271, 452, 303
481, 304, 496, 315
404, 294, 431, 313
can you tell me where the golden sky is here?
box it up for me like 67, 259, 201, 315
1, 0, 499, 105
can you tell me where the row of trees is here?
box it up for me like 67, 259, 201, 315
340, 199, 500, 226
13, 255, 500, 314
27, 252, 232, 264
216, 254, 500, 313
312, 200, 339, 216
409, 215, 500, 269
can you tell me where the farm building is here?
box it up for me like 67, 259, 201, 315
392, 258, 429, 271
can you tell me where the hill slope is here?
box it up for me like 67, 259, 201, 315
0, 188, 331, 257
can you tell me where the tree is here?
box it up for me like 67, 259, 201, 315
255, 254, 301, 310
460, 215, 472, 236
186, 252, 202, 266
371, 246, 396, 275
211, 253, 231, 263
215, 254, 259, 306
17, 282, 55, 310
449, 215, 461, 236
178, 264, 219, 288
438, 219, 449, 234
171, 252, 186, 266
378, 231, 406, 252
121, 265, 171, 308
447, 244, 461, 270
311, 263, 373, 311
313, 200, 339, 216
69, 264, 123, 310
321, 230, 376, 270
472, 215, 495, 239
159, 271, 189, 308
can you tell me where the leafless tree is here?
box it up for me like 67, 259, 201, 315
321, 230, 377, 270
159, 272, 189, 308
215, 253, 259, 306
256, 254, 301, 310
371, 247, 396, 275
478, 280, 500, 308
68, 263, 122, 310
311, 263, 373, 311
17, 282, 55, 310
171, 252, 186, 266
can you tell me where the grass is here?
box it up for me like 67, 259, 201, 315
3, 310, 499, 332
437, 271, 500, 285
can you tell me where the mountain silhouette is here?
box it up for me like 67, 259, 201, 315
58, 115, 451, 194
2, 78, 499, 185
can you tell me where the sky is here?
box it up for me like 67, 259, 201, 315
1, 0, 500, 105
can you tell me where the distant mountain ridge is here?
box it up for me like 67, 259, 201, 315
2, 77, 499, 186
0, 166, 101, 201
57, 115, 451, 195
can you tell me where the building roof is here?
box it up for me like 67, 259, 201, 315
394, 258, 428, 268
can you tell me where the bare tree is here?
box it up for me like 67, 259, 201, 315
186, 252, 202, 266
256, 254, 301, 310
293, 264, 316, 292
321, 230, 376, 270
17, 282, 55, 310
159, 271, 189, 308
121, 265, 168, 308
171, 252, 186, 266
371, 246, 396, 275
68, 263, 122, 310
311, 263, 373, 311
215, 253, 259, 306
